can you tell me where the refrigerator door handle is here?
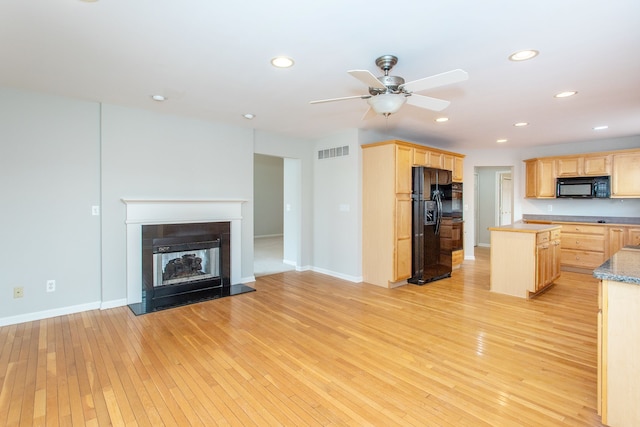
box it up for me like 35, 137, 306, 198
434, 192, 442, 235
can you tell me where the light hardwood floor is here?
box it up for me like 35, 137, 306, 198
0, 248, 605, 426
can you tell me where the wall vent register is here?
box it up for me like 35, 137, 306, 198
318, 145, 349, 160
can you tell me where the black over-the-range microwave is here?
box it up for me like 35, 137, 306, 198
556, 176, 610, 198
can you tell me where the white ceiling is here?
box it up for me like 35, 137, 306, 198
1, 0, 639, 150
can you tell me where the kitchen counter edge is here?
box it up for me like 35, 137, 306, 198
488, 223, 561, 233
593, 248, 640, 285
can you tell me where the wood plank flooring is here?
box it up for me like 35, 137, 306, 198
0, 248, 605, 426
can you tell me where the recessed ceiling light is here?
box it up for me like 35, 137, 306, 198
496, 139, 508, 144
593, 125, 609, 131
555, 91, 578, 98
508, 50, 539, 61
435, 117, 449, 123
151, 95, 166, 102
243, 113, 255, 120
514, 122, 529, 127
271, 56, 294, 68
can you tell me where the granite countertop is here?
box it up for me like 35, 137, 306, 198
488, 223, 561, 233
523, 214, 640, 225
593, 247, 640, 285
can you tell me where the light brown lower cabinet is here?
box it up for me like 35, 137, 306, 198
560, 223, 606, 270
489, 225, 561, 298
452, 249, 463, 269
598, 278, 640, 426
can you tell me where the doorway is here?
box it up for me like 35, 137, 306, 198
496, 171, 513, 226
474, 166, 514, 247
253, 154, 299, 276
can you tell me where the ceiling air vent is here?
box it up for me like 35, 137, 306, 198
318, 145, 349, 160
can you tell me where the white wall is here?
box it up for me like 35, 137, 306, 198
100, 104, 255, 304
313, 129, 362, 281
1, 88, 286, 325
0, 88, 102, 322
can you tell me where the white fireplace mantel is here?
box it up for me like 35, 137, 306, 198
122, 199, 246, 304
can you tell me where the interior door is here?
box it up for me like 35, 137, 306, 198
498, 172, 513, 226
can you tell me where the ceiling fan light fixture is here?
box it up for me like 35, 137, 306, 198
508, 50, 539, 61
367, 93, 407, 115
435, 117, 449, 123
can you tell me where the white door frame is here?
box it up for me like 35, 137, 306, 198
495, 170, 514, 226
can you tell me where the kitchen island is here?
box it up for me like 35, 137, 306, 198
489, 223, 562, 298
593, 246, 640, 427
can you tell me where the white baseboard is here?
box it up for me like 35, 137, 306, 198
254, 234, 283, 239
0, 301, 102, 327
464, 255, 476, 260
311, 266, 362, 283
101, 298, 128, 310
477, 243, 491, 248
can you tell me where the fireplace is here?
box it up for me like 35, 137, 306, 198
123, 199, 253, 314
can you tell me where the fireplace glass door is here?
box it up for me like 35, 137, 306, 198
153, 239, 221, 287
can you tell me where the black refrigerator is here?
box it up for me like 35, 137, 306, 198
409, 166, 462, 284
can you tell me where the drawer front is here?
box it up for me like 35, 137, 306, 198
536, 231, 550, 244
452, 250, 464, 267
560, 224, 605, 235
561, 233, 605, 251
561, 249, 605, 269
551, 229, 561, 240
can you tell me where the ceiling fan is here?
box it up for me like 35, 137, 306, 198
310, 55, 468, 118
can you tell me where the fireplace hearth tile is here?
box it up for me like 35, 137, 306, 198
127, 284, 255, 316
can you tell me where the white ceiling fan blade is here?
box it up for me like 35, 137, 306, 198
347, 70, 387, 89
400, 69, 469, 93
406, 94, 451, 112
309, 95, 370, 104
361, 107, 377, 121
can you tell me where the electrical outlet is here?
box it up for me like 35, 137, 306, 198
14, 286, 24, 298
91, 205, 100, 216
547, 204, 553, 212
46, 280, 56, 292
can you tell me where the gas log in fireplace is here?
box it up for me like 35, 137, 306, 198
129, 221, 254, 315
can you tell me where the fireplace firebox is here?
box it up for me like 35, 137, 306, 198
128, 221, 254, 315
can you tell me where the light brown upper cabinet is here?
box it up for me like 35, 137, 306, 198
525, 148, 639, 199
413, 147, 463, 182
556, 157, 582, 177
525, 159, 556, 198
556, 154, 611, 177
583, 154, 611, 176
453, 156, 464, 182
611, 151, 640, 197
414, 148, 440, 168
